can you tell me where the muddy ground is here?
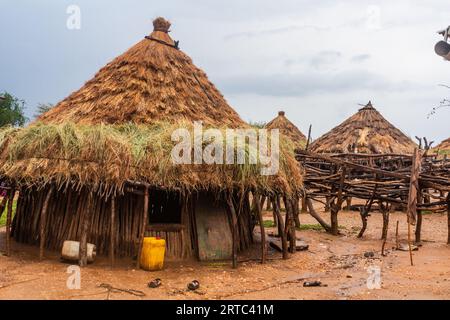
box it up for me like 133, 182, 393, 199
0, 204, 449, 300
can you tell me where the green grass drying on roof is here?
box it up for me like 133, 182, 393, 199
0, 121, 303, 195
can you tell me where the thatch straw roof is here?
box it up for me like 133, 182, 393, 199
38, 18, 246, 128
435, 137, 450, 155
310, 101, 416, 154
0, 18, 303, 196
265, 111, 306, 149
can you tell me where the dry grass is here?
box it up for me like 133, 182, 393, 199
0, 121, 303, 196
310, 101, 417, 154
37, 18, 246, 129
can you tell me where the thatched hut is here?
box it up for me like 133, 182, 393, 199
0, 18, 303, 265
265, 111, 307, 149
310, 101, 416, 154
435, 138, 450, 155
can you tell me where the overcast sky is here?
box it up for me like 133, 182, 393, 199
1, 0, 449, 142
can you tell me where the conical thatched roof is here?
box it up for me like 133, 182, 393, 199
435, 137, 450, 154
265, 111, 306, 149
0, 18, 303, 195
38, 17, 246, 128
310, 101, 416, 154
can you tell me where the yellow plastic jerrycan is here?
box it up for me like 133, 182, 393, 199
140, 237, 166, 271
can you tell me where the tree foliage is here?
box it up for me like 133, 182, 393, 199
0, 92, 27, 127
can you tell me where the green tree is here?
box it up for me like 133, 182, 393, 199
34, 103, 54, 119
0, 92, 27, 127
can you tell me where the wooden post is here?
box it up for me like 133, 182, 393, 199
273, 195, 288, 259
0, 193, 9, 220
381, 202, 390, 240
137, 187, 149, 269
395, 220, 400, 250
330, 167, 346, 235
39, 186, 53, 261
415, 190, 424, 244
305, 197, 332, 233
301, 196, 307, 213
110, 196, 116, 267
254, 192, 266, 264
5, 188, 15, 257
406, 148, 422, 266
79, 191, 92, 267
447, 193, 450, 245
226, 192, 239, 268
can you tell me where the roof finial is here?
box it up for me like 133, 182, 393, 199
367, 101, 373, 108
278, 111, 285, 116
153, 17, 171, 33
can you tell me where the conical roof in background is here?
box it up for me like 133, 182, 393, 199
38, 17, 246, 128
265, 111, 307, 148
310, 101, 416, 154
435, 137, 450, 153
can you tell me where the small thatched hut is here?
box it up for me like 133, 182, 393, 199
265, 111, 307, 149
310, 101, 416, 154
0, 18, 302, 265
435, 138, 450, 155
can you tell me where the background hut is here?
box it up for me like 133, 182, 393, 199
310, 101, 416, 154
0, 18, 303, 265
265, 111, 307, 149
435, 138, 450, 155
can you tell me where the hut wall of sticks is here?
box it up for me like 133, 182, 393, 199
0, 18, 304, 268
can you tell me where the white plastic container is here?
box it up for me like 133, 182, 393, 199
61, 240, 96, 263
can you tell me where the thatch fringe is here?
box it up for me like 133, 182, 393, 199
0, 121, 303, 196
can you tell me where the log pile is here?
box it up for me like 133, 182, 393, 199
295, 149, 450, 242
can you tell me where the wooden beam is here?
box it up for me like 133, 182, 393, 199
137, 187, 149, 269
273, 195, 288, 259
5, 187, 15, 257
226, 192, 238, 268
305, 197, 332, 233
79, 191, 93, 267
110, 196, 116, 267
39, 186, 53, 260
254, 192, 266, 264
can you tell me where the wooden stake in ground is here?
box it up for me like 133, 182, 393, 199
0, 193, 9, 221
110, 196, 116, 267
273, 195, 288, 259
79, 191, 93, 267
39, 187, 53, 260
406, 148, 422, 266
447, 193, 450, 245
137, 187, 149, 269
226, 192, 239, 268
253, 192, 266, 264
395, 220, 400, 250
5, 188, 15, 257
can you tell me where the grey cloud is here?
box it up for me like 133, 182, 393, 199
351, 54, 371, 63
310, 51, 342, 69
217, 70, 413, 97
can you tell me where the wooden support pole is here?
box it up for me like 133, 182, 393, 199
226, 192, 239, 268
273, 195, 288, 259
137, 187, 149, 269
39, 186, 53, 261
406, 148, 422, 266
254, 192, 266, 264
305, 197, 332, 233
381, 202, 390, 241
330, 167, 346, 235
286, 198, 296, 253
79, 191, 92, 267
395, 220, 400, 250
301, 196, 307, 213
415, 190, 424, 244
0, 194, 9, 220
447, 193, 450, 245
110, 196, 116, 268
5, 188, 15, 257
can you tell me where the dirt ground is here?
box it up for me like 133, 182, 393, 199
1, 204, 449, 300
